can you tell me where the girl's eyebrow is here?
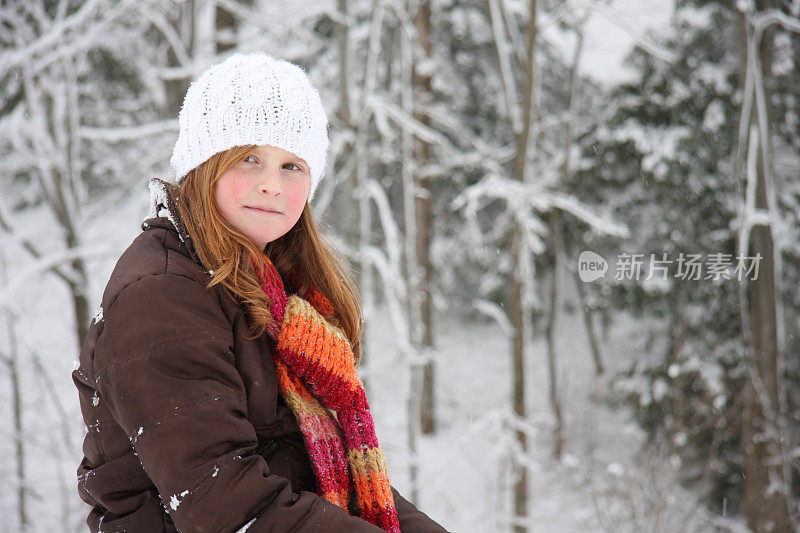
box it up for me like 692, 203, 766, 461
252, 147, 306, 164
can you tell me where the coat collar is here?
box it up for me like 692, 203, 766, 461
143, 177, 201, 264
143, 178, 291, 288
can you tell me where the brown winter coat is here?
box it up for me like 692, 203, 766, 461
72, 180, 446, 533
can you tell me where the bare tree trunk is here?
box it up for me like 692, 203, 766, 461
398, 1, 420, 503
508, 225, 528, 533
335, 0, 375, 388
545, 211, 564, 461
21, 61, 92, 348
163, 1, 195, 116
6, 354, 26, 531
508, 1, 538, 528
562, 24, 603, 377
65, 225, 91, 346
573, 272, 604, 375
60, 54, 93, 347
542, 20, 584, 461
215, 0, 251, 54
743, 191, 790, 533
335, 0, 357, 249
355, 11, 375, 351
29, 350, 79, 528
739, 2, 791, 530
1, 253, 27, 530
412, 0, 436, 436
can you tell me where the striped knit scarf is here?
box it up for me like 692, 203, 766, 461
254, 256, 401, 533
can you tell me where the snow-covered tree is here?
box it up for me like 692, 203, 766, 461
568, 0, 800, 525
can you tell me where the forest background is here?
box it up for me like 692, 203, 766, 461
1, 0, 799, 531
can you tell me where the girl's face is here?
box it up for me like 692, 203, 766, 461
214, 144, 311, 249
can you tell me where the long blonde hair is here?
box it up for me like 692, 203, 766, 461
173, 145, 364, 362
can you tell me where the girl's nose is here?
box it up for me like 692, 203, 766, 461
258, 168, 282, 196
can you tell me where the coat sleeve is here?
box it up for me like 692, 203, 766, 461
94, 273, 383, 533
392, 488, 448, 533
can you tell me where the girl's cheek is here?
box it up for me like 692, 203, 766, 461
230, 172, 248, 201
288, 186, 308, 212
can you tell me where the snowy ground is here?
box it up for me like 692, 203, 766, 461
0, 185, 151, 532
363, 277, 750, 532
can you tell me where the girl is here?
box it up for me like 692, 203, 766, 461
73, 53, 446, 533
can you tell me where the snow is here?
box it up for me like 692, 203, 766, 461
147, 178, 184, 243
546, 0, 676, 87
363, 272, 745, 531
612, 121, 692, 179
168, 494, 180, 511
0, 1, 762, 530
169, 489, 190, 511
235, 517, 257, 532
702, 99, 727, 131
736, 0, 755, 14
606, 462, 624, 477
667, 363, 680, 379
0, 184, 746, 531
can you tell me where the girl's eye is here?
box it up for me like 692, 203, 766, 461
243, 155, 257, 164
283, 163, 302, 171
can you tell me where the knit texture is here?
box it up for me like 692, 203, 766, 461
254, 256, 400, 533
170, 52, 329, 200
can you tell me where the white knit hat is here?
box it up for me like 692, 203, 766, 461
170, 52, 329, 200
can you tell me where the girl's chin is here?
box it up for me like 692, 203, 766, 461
247, 231, 287, 247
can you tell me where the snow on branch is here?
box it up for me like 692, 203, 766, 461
488, 0, 522, 134
217, 0, 334, 28
425, 105, 516, 167
0, 0, 105, 74
1, 0, 145, 75
141, 7, 192, 67
359, 179, 405, 290
0, 242, 117, 306
472, 298, 513, 337
733, 5, 800, 359
214, 0, 326, 45
569, 0, 677, 63
347, 241, 414, 358
452, 173, 546, 253
549, 193, 629, 238
335, 178, 423, 362
751, 8, 800, 36
368, 95, 451, 146
79, 120, 178, 142
453, 173, 629, 254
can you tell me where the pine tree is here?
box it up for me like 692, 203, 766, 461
568, 0, 800, 521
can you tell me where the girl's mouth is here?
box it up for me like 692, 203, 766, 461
246, 206, 282, 214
